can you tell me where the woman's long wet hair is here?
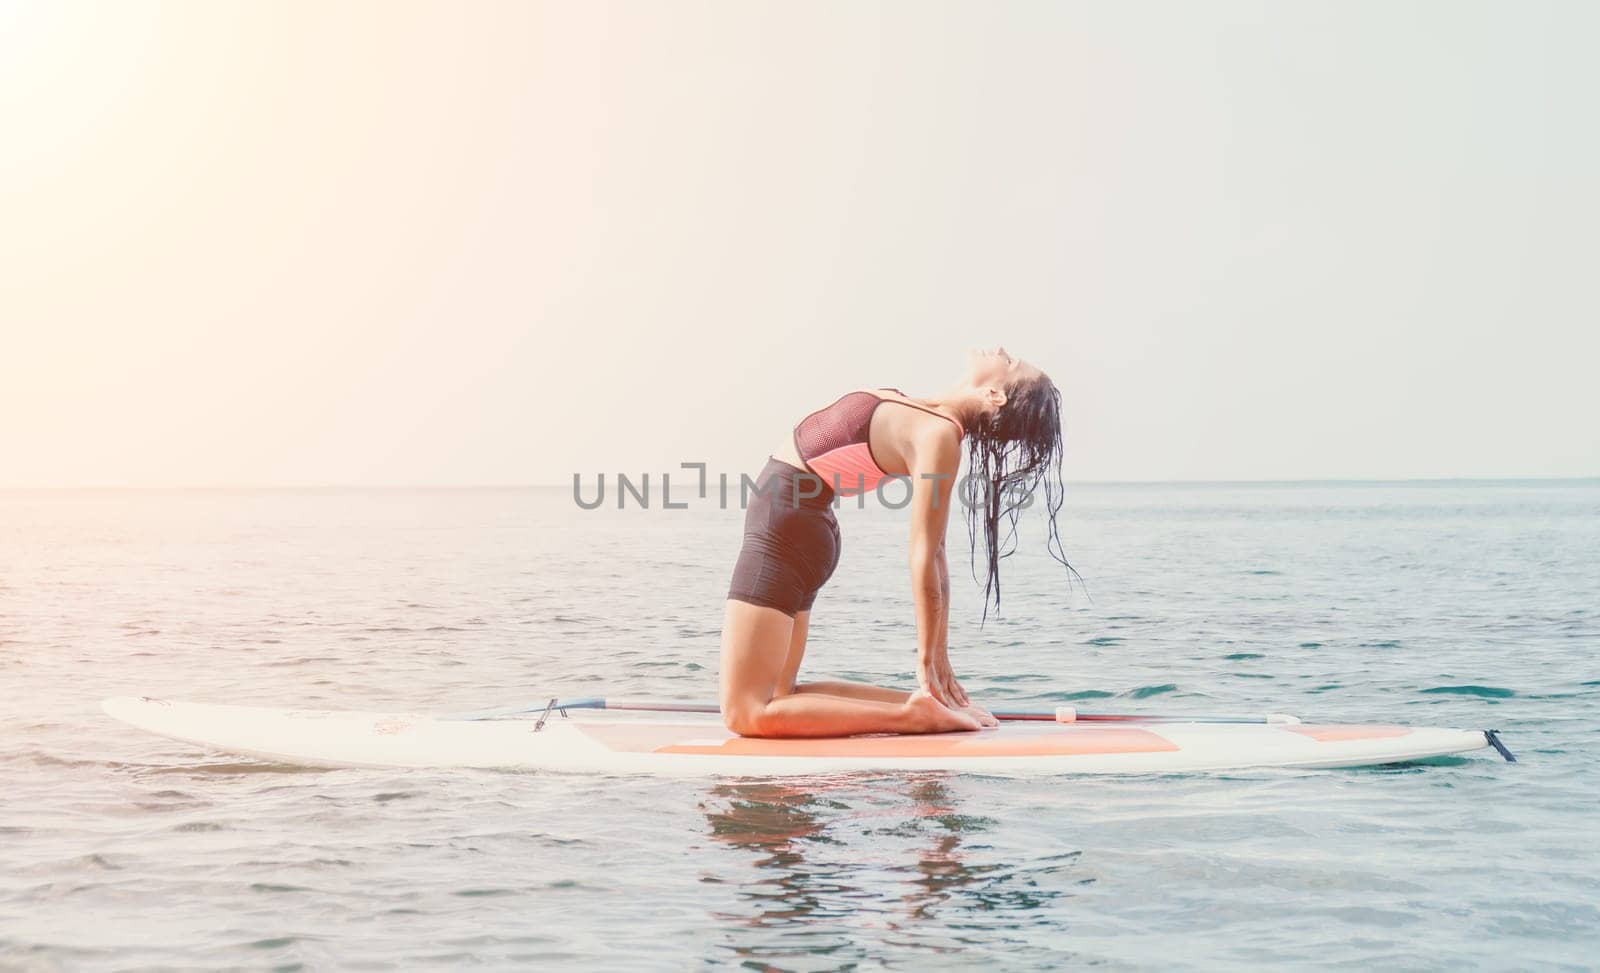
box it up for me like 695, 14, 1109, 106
963, 374, 1082, 622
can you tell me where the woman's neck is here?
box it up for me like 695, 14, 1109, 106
920, 386, 985, 430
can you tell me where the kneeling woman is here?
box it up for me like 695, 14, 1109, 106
721, 347, 1074, 738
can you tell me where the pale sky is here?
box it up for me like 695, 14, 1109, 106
3, 0, 1596, 488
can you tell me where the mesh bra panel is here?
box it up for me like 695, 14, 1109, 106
794, 391, 881, 465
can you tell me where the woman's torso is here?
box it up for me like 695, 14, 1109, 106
771, 388, 964, 496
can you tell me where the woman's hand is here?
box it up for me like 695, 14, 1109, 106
918, 657, 1000, 729
918, 651, 968, 709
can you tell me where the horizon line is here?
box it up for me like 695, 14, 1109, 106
3, 475, 1597, 492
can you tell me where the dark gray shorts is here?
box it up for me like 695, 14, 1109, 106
727, 458, 841, 616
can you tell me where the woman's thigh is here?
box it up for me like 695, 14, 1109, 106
775, 610, 810, 695
719, 600, 798, 711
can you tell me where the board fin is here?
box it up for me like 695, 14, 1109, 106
1483, 729, 1516, 762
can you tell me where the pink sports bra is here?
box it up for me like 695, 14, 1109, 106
793, 388, 964, 497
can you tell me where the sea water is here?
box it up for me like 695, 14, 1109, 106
1, 481, 1596, 970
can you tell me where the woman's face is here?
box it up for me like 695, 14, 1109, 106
966, 346, 1041, 390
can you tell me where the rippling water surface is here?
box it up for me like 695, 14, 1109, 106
3, 481, 1597, 970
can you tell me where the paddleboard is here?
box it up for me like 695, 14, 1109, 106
101, 696, 1496, 776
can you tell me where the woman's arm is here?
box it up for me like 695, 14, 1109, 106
939, 542, 953, 653
908, 427, 966, 708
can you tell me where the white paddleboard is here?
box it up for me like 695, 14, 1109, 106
102, 696, 1494, 776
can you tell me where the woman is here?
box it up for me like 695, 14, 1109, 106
720, 347, 1076, 738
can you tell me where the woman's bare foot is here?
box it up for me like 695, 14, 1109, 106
901, 689, 982, 733
961, 703, 1000, 729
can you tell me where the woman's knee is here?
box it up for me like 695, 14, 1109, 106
721, 695, 774, 737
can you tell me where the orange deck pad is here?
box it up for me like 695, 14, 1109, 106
578, 723, 1180, 757
1284, 724, 1411, 742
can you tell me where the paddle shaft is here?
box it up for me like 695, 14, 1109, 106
442, 696, 1278, 725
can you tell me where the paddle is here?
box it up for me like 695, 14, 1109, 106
440, 695, 1298, 725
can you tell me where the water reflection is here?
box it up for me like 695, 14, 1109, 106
700, 775, 1084, 969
